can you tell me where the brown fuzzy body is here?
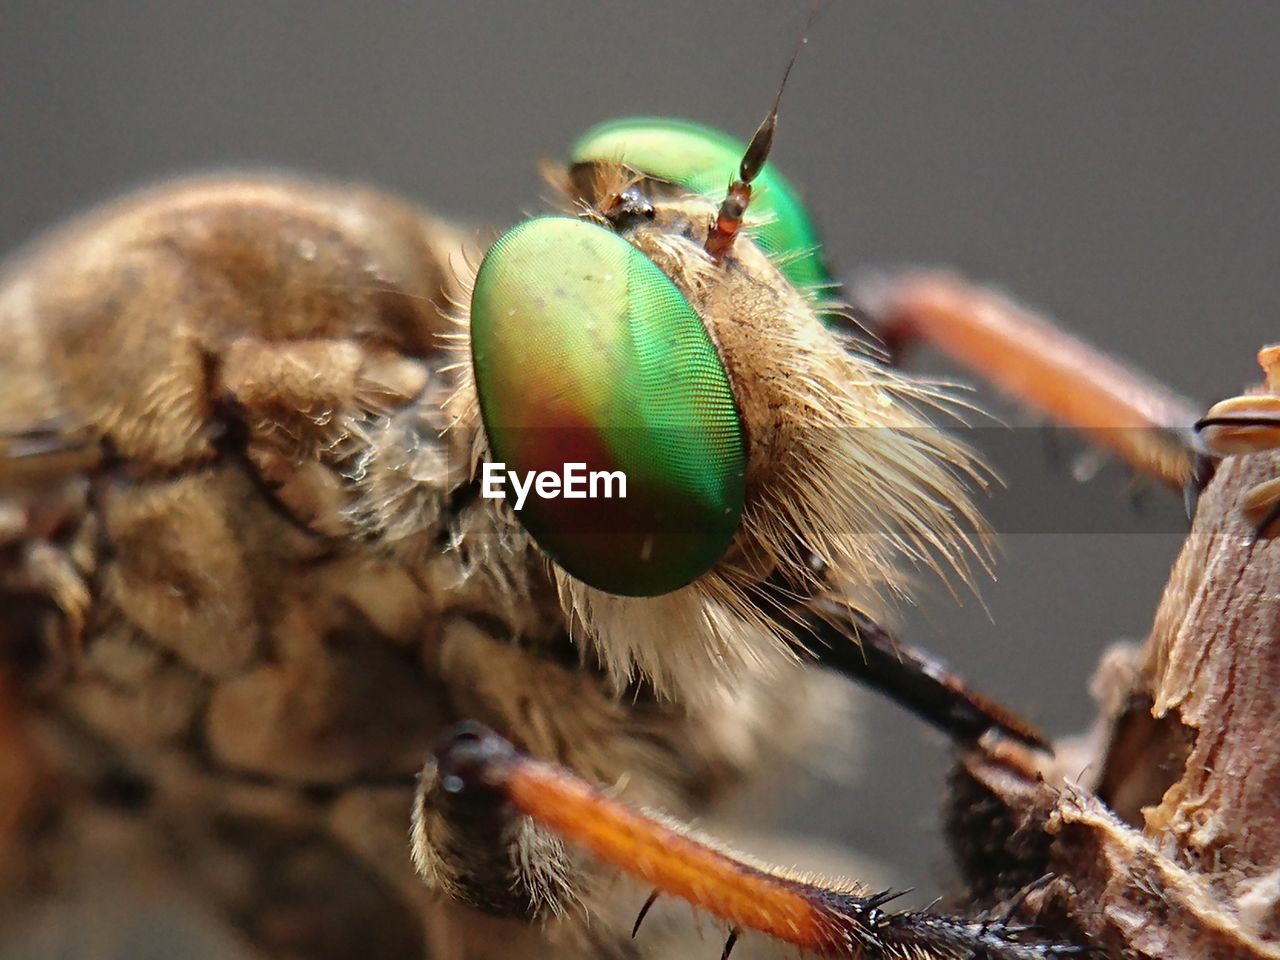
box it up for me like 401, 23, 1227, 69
0, 176, 833, 958
6, 161, 1269, 960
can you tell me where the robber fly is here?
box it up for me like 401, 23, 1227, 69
1, 7, 1258, 960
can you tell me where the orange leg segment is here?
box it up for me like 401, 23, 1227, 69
431, 723, 1078, 959
868, 271, 1201, 491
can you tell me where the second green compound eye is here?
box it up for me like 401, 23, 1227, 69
470, 216, 746, 597
570, 117, 836, 300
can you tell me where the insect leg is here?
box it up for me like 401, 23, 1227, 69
861, 270, 1201, 491
429, 723, 1082, 960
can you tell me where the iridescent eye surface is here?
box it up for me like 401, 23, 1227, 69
570, 117, 834, 299
470, 216, 745, 597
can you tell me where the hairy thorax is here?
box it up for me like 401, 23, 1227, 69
0, 176, 820, 959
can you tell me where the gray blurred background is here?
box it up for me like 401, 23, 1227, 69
3, 0, 1277, 924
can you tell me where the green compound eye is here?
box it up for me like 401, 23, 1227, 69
570, 117, 835, 302
470, 216, 746, 597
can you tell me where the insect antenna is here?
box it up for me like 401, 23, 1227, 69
705, 0, 829, 260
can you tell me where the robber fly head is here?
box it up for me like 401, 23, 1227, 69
459, 9, 986, 701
